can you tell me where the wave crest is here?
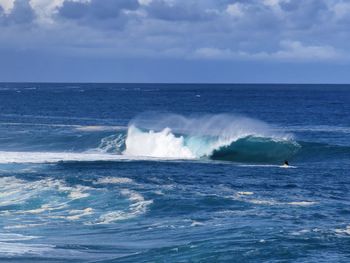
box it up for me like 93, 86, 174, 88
122, 114, 300, 163
211, 136, 300, 163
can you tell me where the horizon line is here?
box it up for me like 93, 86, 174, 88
1, 82, 350, 85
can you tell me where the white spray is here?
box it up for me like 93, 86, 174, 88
123, 114, 293, 159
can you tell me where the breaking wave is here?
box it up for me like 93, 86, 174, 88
122, 114, 300, 163
7, 113, 349, 164
0, 114, 302, 164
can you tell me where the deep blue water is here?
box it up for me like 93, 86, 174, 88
0, 83, 349, 262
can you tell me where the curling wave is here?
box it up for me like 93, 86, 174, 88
121, 114, 301, 163
210, 136, 300, 162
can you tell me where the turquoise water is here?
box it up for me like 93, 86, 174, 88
0, 84, 349, 262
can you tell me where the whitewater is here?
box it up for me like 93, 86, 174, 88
123, 114, 300, 162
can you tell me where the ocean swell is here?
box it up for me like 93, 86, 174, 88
121, 114, 300, 163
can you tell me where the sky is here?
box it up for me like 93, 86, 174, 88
1, 0, 350, 83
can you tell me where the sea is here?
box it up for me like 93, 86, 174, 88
0, 83, 349, 262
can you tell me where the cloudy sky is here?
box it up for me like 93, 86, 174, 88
1, 0, 350, 83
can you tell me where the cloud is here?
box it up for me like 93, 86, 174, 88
194, 40, 342, 61
279, 0, 329, 29
141, 0, 217, 22
332, 1, 350, 22
273, 40, 341, 60
58, 0, 139, 19
55, 0, 140, 29
226, 3, 244, 18
0, 0, 14, 13
138, 0, 152, 6
28, 0, 64, 24
0, 0, 35, 24
0, 0, 349, 64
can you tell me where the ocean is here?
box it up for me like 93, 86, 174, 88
0, 83, 349, 262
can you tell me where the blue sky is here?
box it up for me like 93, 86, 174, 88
1, 0, 350, 83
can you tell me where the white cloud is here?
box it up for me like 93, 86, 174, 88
29, 0, 90, 24
138, 0, 152, 6
193, 41, 342, 61
273, 40, 341, 60
263, 0, 290, 8
194, 47, 233, 59
262, 0, 291, 17
332, 1, 350, 20
29, 0, 63, 23
0, 0, 14, 14
226, 3, 244, 17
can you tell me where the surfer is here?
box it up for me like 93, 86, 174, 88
283, 160, 289, 167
